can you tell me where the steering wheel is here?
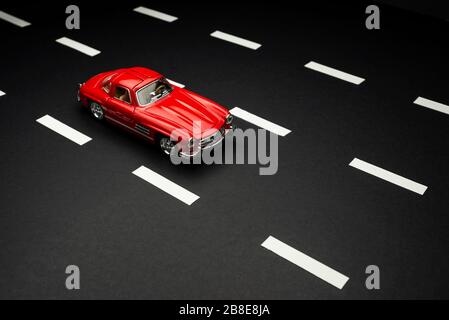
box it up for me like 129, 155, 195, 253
154, 85, 165, 96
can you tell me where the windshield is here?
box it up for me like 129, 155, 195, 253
136, 78, 173, 106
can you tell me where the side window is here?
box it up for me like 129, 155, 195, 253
102, 74, 114, 93
102, 81, 112, 93
114, 86, 131, 104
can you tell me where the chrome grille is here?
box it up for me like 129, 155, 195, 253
201, 129, 223, 147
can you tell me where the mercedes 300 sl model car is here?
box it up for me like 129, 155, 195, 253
77, 67, 234, 157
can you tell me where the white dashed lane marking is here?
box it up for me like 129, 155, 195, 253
0, 10, 31, 27
414, 97, 449, 116
55, 37, 101, 57
36, 115, 92, 146
230, 107, 291, 136
262, 236, 349, 290
132, 166, 200, 206
133, 6, 178, 22
349, 158, 428, 195
305, 61, 365, 85
167, 79, 185, 88
210, 30, 261, 50
0, 90, 5, 96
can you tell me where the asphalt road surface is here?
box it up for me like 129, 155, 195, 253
1, 1, 449, 299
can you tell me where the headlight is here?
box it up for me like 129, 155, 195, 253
226, 114, 233, 124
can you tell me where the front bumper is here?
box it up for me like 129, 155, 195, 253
179, 126, 234, 159
77, 83, 82, 102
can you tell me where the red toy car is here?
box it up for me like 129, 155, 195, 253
78, 67, 234, 157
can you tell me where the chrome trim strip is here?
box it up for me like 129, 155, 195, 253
104, 115, 152, 140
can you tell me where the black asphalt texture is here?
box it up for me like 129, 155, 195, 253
0, 1, 449, 299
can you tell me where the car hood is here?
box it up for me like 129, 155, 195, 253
142, 90, 223, 137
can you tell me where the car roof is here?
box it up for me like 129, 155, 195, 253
113, 67, 162, 91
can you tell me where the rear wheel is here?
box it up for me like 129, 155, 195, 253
90, 102, 104, 120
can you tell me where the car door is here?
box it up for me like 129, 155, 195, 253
107, 85, 135, 128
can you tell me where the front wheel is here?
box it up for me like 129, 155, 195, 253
159, 136, 176, 155
90, 102, 104, 120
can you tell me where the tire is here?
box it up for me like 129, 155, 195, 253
90, 101, 105, 120
159, 136, 176, 155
